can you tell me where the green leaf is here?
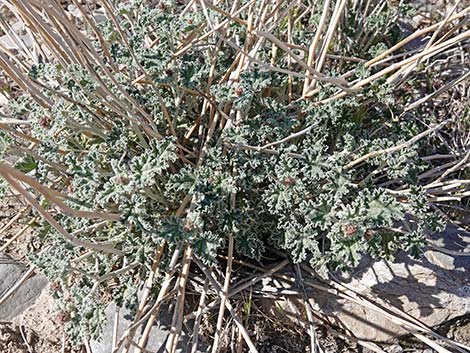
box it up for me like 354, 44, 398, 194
15, 155, 37, 173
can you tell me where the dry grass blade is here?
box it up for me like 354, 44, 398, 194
389, 0, 464, 84
190, 278, 209, 353
0, 216, 37, 251
0, 163, 120, 221
346, 120, 449, 169
294, 264, 323, 353
365, 6, 470, 67
184, 259, 290, 321
313, 0, 348, 81
405, 70, 470, 111
132, 245, 183, 353
0, 170, 123, 255
0, 265, 35, 306
112, 289, 177, 353
194, 257, 259, 353
112, 306, 120, 352
226, 256, 468, 353
211, 234, 234, 353
306, 28, 470, 100
301, 266, 470, 353
254, 30, 355, 91
0, 50, 51, 107
0, 205, 29, 235
120, 243, 166, 353
302, 0, 331, 96
166, 246, 193, 353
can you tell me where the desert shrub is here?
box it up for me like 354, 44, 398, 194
0, 0, 467, 346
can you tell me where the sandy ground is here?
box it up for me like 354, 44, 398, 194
0, 190, 68, 353
0, 290, 66, 353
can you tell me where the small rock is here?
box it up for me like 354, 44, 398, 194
324, 225, 470, 342
91, 302, 207, 353
426, 224, 470, 282
262, 225, 470, 342
0, 33, 34, 50
447, 318, 470, 346
387, 344, 403, 353
0, 252, 48, 321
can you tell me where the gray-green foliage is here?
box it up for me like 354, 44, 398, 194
1, 0, 445, 344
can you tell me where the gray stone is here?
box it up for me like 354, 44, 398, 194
91, 301, 206, 353
0, 21, 34, 51
0, 33, 34, 51
411, 0, 451, 13
386, 344, 403, 353
0, 252, 48, 320
323, 226, 470, 341
264, 225, 470, 342
425, 224, 470, 282
91, 301, 170, 353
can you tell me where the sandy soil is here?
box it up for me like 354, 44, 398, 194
0, 289, 67, 353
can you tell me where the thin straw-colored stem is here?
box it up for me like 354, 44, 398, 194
211, 234, 234, 353
194, 257, 260, 353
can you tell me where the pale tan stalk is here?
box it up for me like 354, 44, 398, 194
0, 170, 122, 255
287, 11, 293, 102
0, 206, 29, 235
302, 0, 331, 96
0, 16, 34, 62
0, 163, 120, 221
184, 259, 289, 321
120, 243, 166, 353
211, 234, 234, 353
306, 30, 470, 100
0, 51, 52, 107
313, 0, 348, 84
345, 120, 448, 169
11, 0, 142, 122
194, 258, 260, 353
133, 245, 183, 353
190, 279, 209, 353
166, 246, 193, 353
405, 71, 470, 111
0, 217, 38, 252
389, 0, 463, 84
366, 7, 470, 67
